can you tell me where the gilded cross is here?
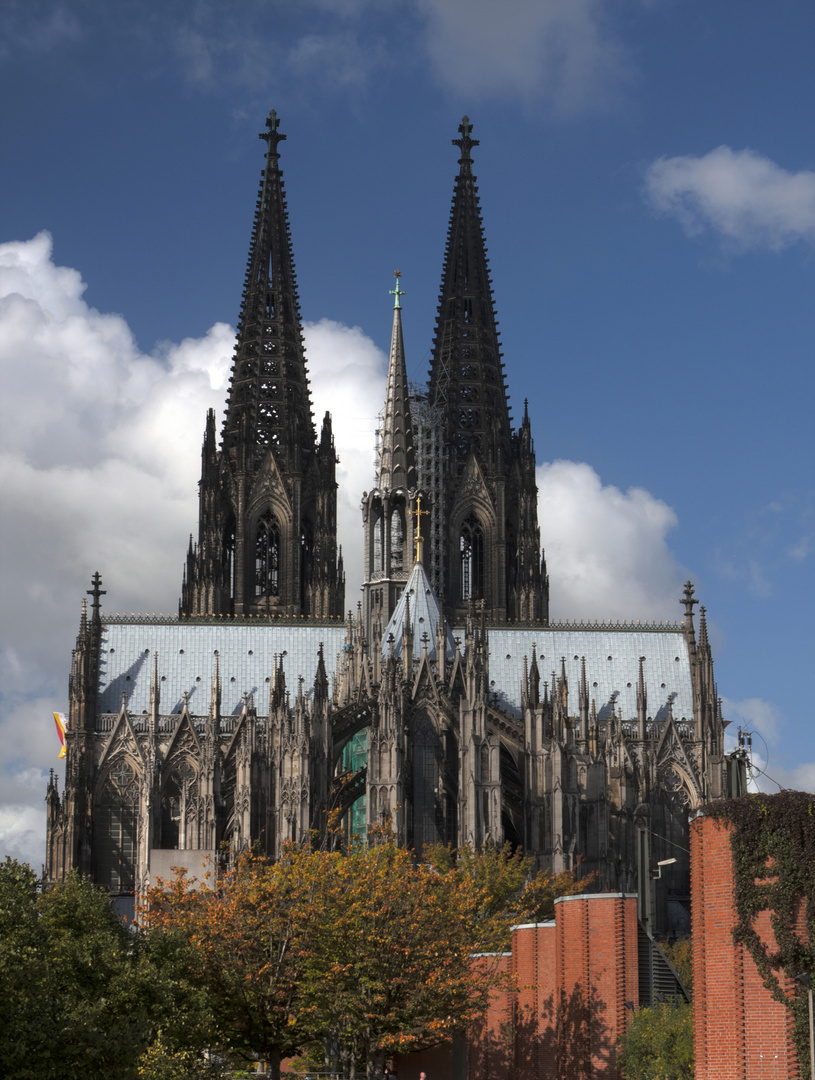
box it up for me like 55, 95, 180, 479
408, 496, 430, 564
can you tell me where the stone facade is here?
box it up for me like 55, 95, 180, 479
45, 113, 728, 934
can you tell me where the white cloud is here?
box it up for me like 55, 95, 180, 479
721, 695, 784, 747
0, 805, 46, 868
415, 0, 627, 111
537, 459, 685, 621
645, 146, 815, 251
0, 234, 386, 869
304, 318, 386, 606
0, 3, 81, 63
169, 5, 388, 93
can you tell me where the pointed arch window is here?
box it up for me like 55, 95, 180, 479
160, 759, 199, 851
460, 514, 484, 601
412, 714, 442, 857
390, 509, 404, 571
223, 515, 236, 601
255, 511, 280, 597
301, 521, 314, 599
96, 759, 139, 892
373, 514, 384, 574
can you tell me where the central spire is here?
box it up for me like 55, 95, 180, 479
377, 271, 417, 493
361, 273, 424, 635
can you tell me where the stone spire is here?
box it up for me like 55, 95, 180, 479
428, 115, 511, 473
420, 116, 547, 623
181, 109, 343, 619
361, 275, 425, 635
221, 109, 315, 466
376, 272, 417, 493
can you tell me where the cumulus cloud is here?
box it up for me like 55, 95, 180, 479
415, 0, 627, 111
537, 459, 685, 621
0, 234, 385, 868
304, 318, 386, 603
644, 146, 815, 251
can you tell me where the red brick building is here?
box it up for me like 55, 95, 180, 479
691, 813, 803, 1080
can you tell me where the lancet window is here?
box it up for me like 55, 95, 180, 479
373, 514, 384, 574
301, 522, 314, 595
460, 514, 485, 601
222, 516, 236, 600
95, 759, 139, 892
390, 509, 404, 571
412, 714, 441, 857
160, 759, 199, 850
255, 511, 280, 596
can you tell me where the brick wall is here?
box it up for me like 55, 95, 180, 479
466, 953, 514, 1080
555, 895, 639, 1080
691, 813, 802, 1080
462, 895, 638, 1080
512, 922, 557, 1080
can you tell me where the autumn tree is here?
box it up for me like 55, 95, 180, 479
426, 841, 591, 950
306, 840, 515, 1079
146, 839, 589, 1080
143, 848, 336, 1080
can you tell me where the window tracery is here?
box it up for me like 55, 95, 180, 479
255, 510, 280, 596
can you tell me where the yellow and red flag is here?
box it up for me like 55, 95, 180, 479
53, 712, 67, 759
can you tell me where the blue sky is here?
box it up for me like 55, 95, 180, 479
1, 0, 813, 865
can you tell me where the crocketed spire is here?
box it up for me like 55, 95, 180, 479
376, 272, 417, 492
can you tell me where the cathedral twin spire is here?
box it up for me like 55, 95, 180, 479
184, 109, 546, 627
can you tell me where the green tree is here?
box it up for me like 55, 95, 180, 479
658, 937, 693, 998
136, 1038, 229, 1080
0, 858, 213, 1080
618, 998, 694, 1080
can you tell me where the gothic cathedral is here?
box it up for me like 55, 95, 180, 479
45, 112, 727, 932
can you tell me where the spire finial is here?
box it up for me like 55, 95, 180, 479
453, 115, 479, 167
681, 580, 698, 621
259, 109, 286, 155
87, 572, 106, 623
389, 270, 406, 310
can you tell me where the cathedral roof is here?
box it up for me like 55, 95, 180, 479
382, 559, 456, 662
477, 626, 693, 723
95, 620, 347, 716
